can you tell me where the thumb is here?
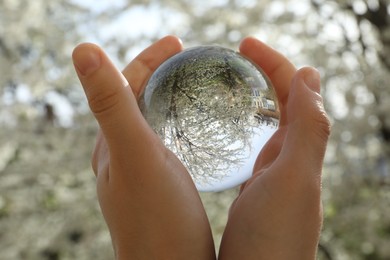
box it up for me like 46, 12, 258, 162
72, 43, 153, 152
279, 67, 331, 174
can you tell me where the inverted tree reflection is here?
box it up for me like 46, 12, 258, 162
142, 46, 279, 187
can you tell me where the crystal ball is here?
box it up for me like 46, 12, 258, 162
141, 46, 279, 192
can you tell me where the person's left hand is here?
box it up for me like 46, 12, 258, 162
72, 36, 216, 260
218, 37, 330, 260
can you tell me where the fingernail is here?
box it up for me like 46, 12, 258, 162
74, 48, 101, 76
303, 68, 321, 94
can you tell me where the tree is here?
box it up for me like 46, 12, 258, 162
309, 0, 390, 258
1, 0, 390, 258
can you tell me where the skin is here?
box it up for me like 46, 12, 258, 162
72, 35, 330, 260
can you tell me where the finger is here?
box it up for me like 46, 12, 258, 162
244, 68, 330, 196
278, 67, 330, 182
252, 127, 286, 171
239, 37, 297, 126
122, 35, 183, 100
72, 43, 154, 153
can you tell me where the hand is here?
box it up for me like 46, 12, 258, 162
72, 36, 216, 260
72, 35, 330, 260
218, 37, 331, 259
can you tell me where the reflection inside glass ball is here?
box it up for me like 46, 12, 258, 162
141, 46, 280, 192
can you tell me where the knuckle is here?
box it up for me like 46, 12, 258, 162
88, 89, 121, 116
311, 99, 331, 141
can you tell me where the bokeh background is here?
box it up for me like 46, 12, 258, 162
1, 0, 390, 259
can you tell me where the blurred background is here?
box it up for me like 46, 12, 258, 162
0, 0, 389, 259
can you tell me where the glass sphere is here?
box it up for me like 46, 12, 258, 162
141, 46, 279, 192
